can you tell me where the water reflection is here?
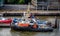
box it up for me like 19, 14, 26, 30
0, 28, 59, 36
10, 30, 38, 36
10, 29, 59, 36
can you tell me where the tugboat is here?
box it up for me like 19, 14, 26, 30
10, 3, 53, 32
10, 12, 53, 32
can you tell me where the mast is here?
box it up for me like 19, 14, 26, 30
22, 2, 31, 19
26, 2, 31, 18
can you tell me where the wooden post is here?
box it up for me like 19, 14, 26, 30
55, 16, 58, 28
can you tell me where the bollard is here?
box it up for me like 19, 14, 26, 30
55, 16, 57, 28
57, 19, 59, 29
55, 16, 59, 29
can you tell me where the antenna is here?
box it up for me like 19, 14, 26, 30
23, 12, 26, 17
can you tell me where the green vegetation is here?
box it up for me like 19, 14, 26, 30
5, 0, 31, 4
18, 0, 25, 4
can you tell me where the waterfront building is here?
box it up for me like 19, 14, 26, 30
31, 0, 60, 10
